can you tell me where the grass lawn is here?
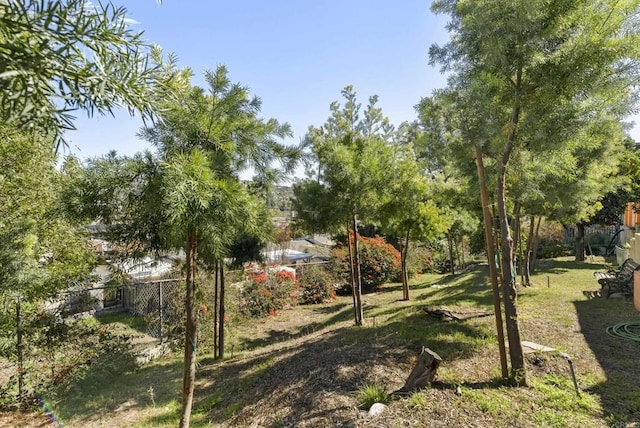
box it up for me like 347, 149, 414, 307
13, 257, 640, 427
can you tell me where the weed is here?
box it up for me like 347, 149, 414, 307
356, 382, 394, 410
409, 391, 428, 409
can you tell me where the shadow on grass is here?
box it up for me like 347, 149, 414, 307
239, 304, 354, 351
48, 265, 508, 427
412, 264, 495, 309
574, 297, 640, 424
534, 259, 606, 275
176, 303, 496, 427
47, 348, 181, 424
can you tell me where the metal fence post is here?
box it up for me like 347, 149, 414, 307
158, 281, 164, 343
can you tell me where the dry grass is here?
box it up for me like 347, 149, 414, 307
8, 258, 640, 427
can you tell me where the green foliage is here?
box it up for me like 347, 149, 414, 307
0, 304, 135, 407
0, 0, 160, 146
330, 234, 400, 292
591, 141, 640, 225
297, 265, 336, 305
404, 245, 434, 276
356, 382, 393, 410
408, 391, 428, 409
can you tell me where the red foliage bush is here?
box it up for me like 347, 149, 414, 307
239, 265, 298, 318
329, 233, 400, 292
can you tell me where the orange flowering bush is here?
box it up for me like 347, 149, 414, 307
239, 265, 298, 318
330, 233, 400, 292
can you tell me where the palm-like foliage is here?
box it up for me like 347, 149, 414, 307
0, 0, 161, 147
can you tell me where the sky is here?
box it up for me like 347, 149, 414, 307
65, 0, 640, 164
64, 1, 450, 159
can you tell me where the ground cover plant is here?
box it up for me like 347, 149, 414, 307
3, 257, 639, 427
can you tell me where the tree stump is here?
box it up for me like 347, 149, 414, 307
395, 347, 442, 395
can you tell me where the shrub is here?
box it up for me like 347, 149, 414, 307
238, 266, 298, 318
329, 233, 400, 292
297, 265, 336, 304
405, 245, 434, 276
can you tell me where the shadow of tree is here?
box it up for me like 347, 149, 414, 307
239, 304, 355, 351
48, 350, 182, 424
184, 305, 495, 427
574, 297, 640, 424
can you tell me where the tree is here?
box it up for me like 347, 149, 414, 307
378, 135, 450, 300
589, 138, 640, 226
430, 0, 640, 384
80, 64, 298, 427
294, 86, 395, 325
0, 126, 94, 403
0, 0, 160, 148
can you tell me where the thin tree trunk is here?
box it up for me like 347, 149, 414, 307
575, 222, 586, 262
531, 216, 542, 272
219, 262, 225, 358
497, 66, 527, 386
448, 235, 455, 275
497, 168, 526, 385
213, 260, 219, 358
401, 228, 411, 301
524, 215, 535, 286
475, 144, 508, 379
347, 223, 358, 323
16, 295, 23, 405
491, 203, 503, 285
180, 229, 198, 428
512, 201, 522, 284
352, 214, 364, 326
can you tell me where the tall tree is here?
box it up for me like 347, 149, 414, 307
80, 64, 298, 427
0, 126, 94, 403
430, 0, 640, 384
294, 86, 395, 325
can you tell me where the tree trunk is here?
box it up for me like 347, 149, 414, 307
512, 201, 522, 284
219, 262, 225, 359
491, 203, 503, 285
180, 229, 198, 428
352, 214, 364, 326
16, 295, 23, 404
531, 216, 542, 272
575, 222, 586, 262
497, 168, 526, 385
497, 67, 527, 386
213, 260, 218, 358
401, 228, 410, 301
347, 223, 358, 323
474, 144, 508, 379
523, 215, 535, 286
447, 235, 456, 275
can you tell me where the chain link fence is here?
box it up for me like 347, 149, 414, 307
123, 279, 182, 339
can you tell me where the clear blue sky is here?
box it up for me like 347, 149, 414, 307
64, 0, 639, 162
65, 0, 450, 160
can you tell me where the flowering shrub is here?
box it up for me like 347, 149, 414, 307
329, 233, 400, 292
297, 265, 336, 304
238, 266, 298, 318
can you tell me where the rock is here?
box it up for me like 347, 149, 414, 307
455, 386, 462, 396
368, 403, 387, 417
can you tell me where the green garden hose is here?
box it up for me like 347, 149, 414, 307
606, 322, 640, 342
